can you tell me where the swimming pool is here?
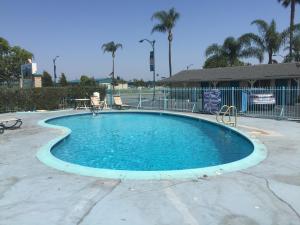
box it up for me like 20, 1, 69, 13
37, 111, 267, 179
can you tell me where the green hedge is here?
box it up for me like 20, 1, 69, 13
0, 86, 106, 112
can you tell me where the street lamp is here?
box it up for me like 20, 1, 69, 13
139, 39, 156, 101
53, 56, 59, 85
186, 64, 193, 70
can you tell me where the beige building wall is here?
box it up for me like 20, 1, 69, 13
34, 76, 42, 88
115, 83, 128, 90
100, 82, 128, 90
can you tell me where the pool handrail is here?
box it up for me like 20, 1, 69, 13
216, 105, 229, 123
217, 105, 237, 127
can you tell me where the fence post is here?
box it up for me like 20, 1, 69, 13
192, 87, 196, 112
232, 87, 235, 106
164, 87, 167, 110
109, 86, 113, 109
139, 88, 142, 109
282, 86, 285, 118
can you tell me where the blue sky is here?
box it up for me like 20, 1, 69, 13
0, 0, 296, 81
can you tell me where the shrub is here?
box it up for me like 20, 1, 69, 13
0, 85, 106, 113
42, 71, 53, 87
59, 73, 68, 86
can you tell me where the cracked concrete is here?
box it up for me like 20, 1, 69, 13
239, 171, 300, 220
0, 110, 300, 225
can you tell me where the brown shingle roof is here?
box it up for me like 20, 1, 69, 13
163, 63, 300, 83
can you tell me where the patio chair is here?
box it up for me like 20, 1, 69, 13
113, 95, 130, 109
93, 92, 100, 98
90, 96, 104, 110
0, 118, 23, 130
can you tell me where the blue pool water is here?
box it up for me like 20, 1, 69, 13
49, 112, 254, 171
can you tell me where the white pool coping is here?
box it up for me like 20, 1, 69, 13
36, 110, 267, 180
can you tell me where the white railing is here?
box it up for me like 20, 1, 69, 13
106, 86, 300, 120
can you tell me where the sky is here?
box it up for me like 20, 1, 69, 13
0, 0, 297, 81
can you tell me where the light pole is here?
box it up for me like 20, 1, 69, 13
186, 64, 193, 70
139, 39, 156, 101
53, 56, 59, 85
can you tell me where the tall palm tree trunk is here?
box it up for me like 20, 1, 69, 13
268, 51, 273, 64
290, 0, 296, 59
168, 40, 172, 77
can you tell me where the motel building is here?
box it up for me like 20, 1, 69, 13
163, 63, 300, 89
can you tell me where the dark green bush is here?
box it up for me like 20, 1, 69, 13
0, 86, 106, 112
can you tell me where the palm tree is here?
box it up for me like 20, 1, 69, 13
284, 32, 300, 61
278, 0, 300, 60
101, 41, 122, 92
205, 36, 263, 68
151, 8, 180, 77
241, 19, 285, 64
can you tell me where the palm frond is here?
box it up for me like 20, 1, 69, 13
169, 7, 180, 24
278, 0, 291, 8
240, 47, 264, 63
101, 41, 122, 53
240, 33, 265, 49
151, 11, 168, 23
203, 55, 228, 68
115, 43, 123, 49
205, 44, 222, 57
151, 24, 167, 33
223, 37, 240, 53
251, 19, 269, 34
238, 34, 252, 46
293, 23, 300, 33
270, 19, 277, 34
151, 8, 180, 33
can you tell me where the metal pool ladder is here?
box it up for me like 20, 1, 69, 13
216, 105, 237, 127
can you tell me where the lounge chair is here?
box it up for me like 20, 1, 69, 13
93, 92, 100, 98
90, 96, 104, 110
113, 95, 130, 109
0, 118, 23, 130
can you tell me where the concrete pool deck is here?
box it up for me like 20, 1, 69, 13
0, 110, 300, 225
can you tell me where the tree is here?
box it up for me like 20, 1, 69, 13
42, 71, 53, 87
151, 8, 180, 77
0, 37, 33, 85
278, 0, 300, 59
0, 37, 10, 55
204, 55, 233, 69
79, 75, 96, 86
101, 41, 122, 93
59, 73, 68, 86
204, 36, 262, 68
241, 19, 286, 64
131, 79, 146, 87
284, 32, 300, 62
116, 76, 127, 84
